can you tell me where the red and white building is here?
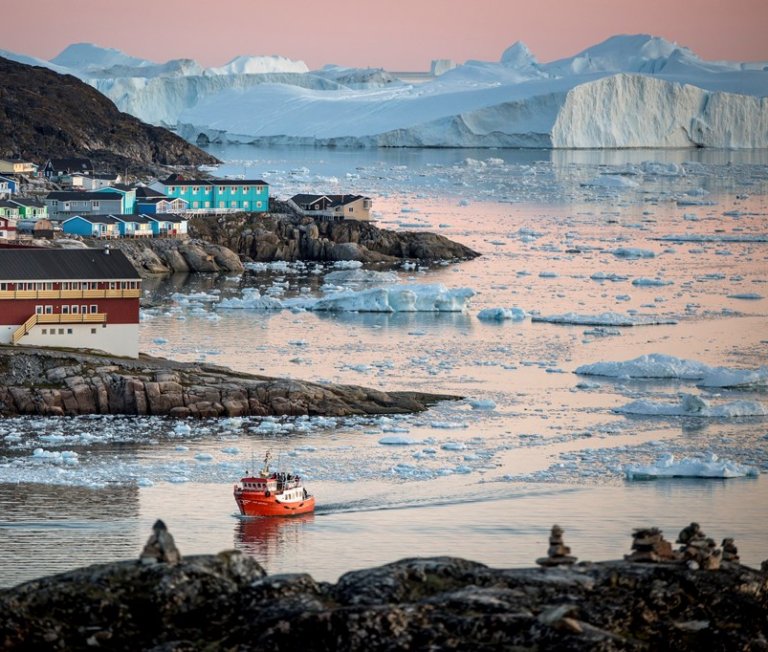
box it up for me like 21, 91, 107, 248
0, 248, 141, 357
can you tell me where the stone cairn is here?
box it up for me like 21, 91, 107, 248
536, 525, 577, 567
139, 519, 182, 566
721, 538, 739, 563
677, 522, 721, 570
625, 527, 678, 563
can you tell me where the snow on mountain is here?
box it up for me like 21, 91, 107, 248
207, 55, 308, 75
51, 42, 153, 72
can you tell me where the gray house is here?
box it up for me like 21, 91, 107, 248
44, 191, 125, 221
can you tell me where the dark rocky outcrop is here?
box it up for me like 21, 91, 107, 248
99, 238, 245, 274
0, 56, 218, 175
0, 347, 456, 418
188, 204, 480, 264
1, 547, 766, 651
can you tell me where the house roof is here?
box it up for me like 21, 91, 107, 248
46, 191, 123, 202
62, 214, 120, 225
47, 158, 94, 172
161, 174, 268, 186
0, 200, 19, 209
0, 248, 140, 280
111, 214, 152, 224
9, 198, 45, 208
147, 213, 187, 223
132, 186, 166, 199
291, 193, 368, 207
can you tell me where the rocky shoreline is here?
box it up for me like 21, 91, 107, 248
1, 521, 766, 651
0, 347, 457, 418
103, 207, 480, 275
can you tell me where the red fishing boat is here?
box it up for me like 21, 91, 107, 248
234, 452, 315, 517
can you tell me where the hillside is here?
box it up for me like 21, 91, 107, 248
0, 56, 218, 174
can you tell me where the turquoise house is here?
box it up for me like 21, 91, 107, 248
157, 174, 269, 212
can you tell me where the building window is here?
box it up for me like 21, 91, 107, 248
67, 328, 73, 334
230, 187, 236, 194
169, 186, 176, 193
204, 201, 210, 208
193, 201, 199, 208
192, 186, 199, 194
230, 201, 237, 208
219, 201, 225, 208
218, 186, 225, 193
92, 201, 100, 209
348, 207, 353, 212
0, 283, 6, 291
91, 328, 96, 334
42, 329, 47, 334
90, 305, 97, 313
35, 305, 43, 314
243, 201, 249, 208
72, 305, 79, 314
242, 186, 248, 193
45, 305, 53, 314
62, 306, 69, 314
58, 328, 64, 335
81, 305, 87, 313
256, 201, 263, 209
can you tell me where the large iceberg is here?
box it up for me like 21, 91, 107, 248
7, 34, 766, 149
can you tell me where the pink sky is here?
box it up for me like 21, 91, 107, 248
4, 0, 767, 70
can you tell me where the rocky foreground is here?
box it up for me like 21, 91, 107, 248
0, 347, 455, 417
1, 522, 766, 651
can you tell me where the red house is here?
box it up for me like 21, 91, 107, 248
0, 248, 141, 357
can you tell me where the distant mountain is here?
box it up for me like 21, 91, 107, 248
0, 56, 218, 174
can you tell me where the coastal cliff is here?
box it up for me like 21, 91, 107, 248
1, 541, 766, 651
0, 347, 456, 418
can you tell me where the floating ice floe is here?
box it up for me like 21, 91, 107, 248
292, 284, 475, 313
610, 247, 656, 258
468, 398, 497, 410
631, 278, 673, 287
533, 312, 676, 327
476, 307, 527, 322
576, 353, 768, 388
727, 292, 763, 300
625, 453, 759, 480
217, 288, 285, 310
581, 175, 639, 188
379, 436, 420, 446
324, 269, 399, 285
616, 393, 768, 417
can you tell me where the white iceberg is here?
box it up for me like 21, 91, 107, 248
625, 453, 759, 480
577, 353, 768, 387
616, 393, 768, 417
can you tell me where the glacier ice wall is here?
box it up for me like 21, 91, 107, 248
551, 74, 768, 148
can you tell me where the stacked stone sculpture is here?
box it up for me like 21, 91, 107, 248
625, 527, 678, 563
139, 519, 182, 565
536, 525, 577, 567
676, 522, 721, 570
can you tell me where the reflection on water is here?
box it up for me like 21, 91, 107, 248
235, 514, 316, 569
0, 483, 141, 587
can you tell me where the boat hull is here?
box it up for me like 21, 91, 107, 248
235, 491, 315, 517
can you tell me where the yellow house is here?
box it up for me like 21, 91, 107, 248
290, 194, 373, 221
0, 160, 39, 175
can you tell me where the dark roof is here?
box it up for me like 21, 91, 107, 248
9, 198, 45, 208
0, 248, 140, 280
146, 213, 187, 223
291, 193, 367, 207
111, 214, 152, 224
132, 186, 166, 199
0, 200, 19, 209
47, 191, 123, 201
161, 174, 268, 186
47, 158, 94, 172
63, 214, 120, 224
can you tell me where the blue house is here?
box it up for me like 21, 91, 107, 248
146, 214, 188, 237
61, 214, 120, 238
111, 214, 154, 238
0, 175, 16, 195
136, 196, 189, 215
155, 174, 269, 212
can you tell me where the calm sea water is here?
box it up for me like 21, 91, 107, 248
1, 146, 767, 588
